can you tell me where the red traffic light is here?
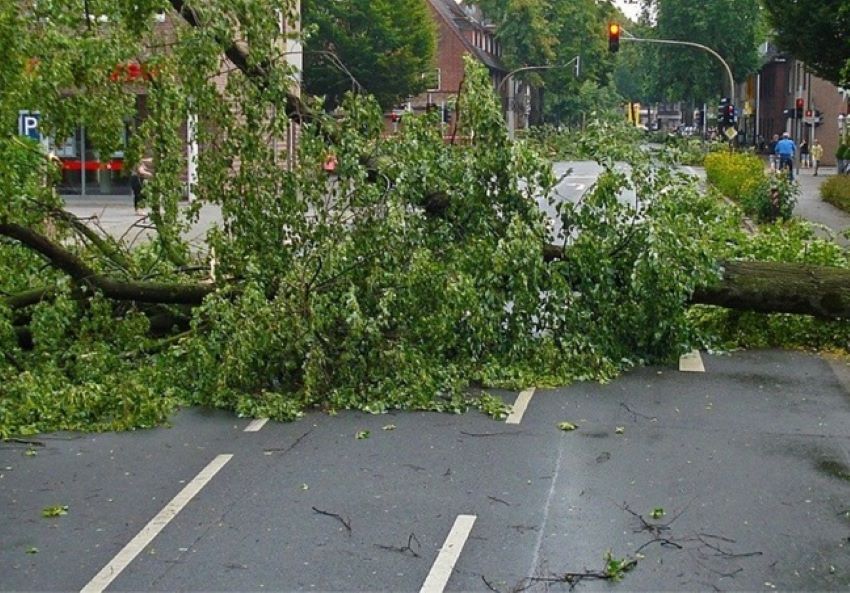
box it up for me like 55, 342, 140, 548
795, 98, 804, 109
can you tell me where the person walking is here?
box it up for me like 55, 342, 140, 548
130, 157, 153, 215
811, 138, 824, 176
799, 138, 810, 168
775, 132, 797, 181
767, 134, 780, 171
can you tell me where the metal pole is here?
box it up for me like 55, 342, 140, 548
621, 36, 735, 107
755, 72, 761, 146
80, 125, 86, 197
497, 57, 580, 140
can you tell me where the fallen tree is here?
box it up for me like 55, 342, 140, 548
3, 1, 850, 437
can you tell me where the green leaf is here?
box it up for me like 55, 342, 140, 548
557, 421, 578, 432
381, 424, 396, 431
650, 507, 665, 520
355, 430, 370, 440
26, 547, 39, 554
41, 505, 68, 518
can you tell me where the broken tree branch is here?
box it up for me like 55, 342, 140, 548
0, 222, 215, 305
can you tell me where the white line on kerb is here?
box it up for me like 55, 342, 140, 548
679, 350, 706, 373
80, 454, 233, 593
419, 514, 477, 593
243, 418, 269, 432
506, 388, 536, 424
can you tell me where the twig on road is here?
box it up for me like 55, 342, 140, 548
619, 402, 658, 422
311, 506, 351, 534
375, 532, 421, 558
488, 495, 512, 506
263, 428, 314, 454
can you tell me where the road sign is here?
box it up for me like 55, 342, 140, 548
723, 126, 738, 141
18, 110, 42, 141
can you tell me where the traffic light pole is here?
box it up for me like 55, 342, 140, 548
619, 35, 734, 108
498, 56, 580, 140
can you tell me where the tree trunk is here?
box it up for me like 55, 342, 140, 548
691, 260, 850, 319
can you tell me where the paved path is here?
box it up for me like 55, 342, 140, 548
791, 167, 850, 244
62, 195, 222, 250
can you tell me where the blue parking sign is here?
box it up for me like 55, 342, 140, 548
18, 111, 42, 141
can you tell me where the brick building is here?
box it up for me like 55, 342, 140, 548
746, 44, 847, 166
399, 0, 508, 133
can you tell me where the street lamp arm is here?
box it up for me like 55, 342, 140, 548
621, 36, 735, 106
497, 56, 580, 95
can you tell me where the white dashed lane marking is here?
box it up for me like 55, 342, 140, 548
506, 388, 536, 424
419, 514, 477, 593
679, 350, 706, 372
80, 454, 233, 593
243, 418, 269, 432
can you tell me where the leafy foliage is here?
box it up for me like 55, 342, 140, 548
302, 0, 437, 110
472, 0, 621, 124
647, 0, 763, 103
2, 2, 850, 438
704, 151, 797, 223
762, 0, 850, 85
738, 172, 798, 224
704, 150, 764, 200
820, 175, 850, 213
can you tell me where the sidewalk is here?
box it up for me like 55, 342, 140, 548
789, 166, 850, 245
62, 194, 222, 249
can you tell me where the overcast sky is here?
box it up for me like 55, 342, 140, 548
612, 0, 642, 21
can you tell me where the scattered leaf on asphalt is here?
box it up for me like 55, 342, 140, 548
301, 483, 309, 491
24, 449, 37, 457
382, 424, 396, 431
26, 547, 38, 554
650, 507, 665, 520
615, 426, 625, 434
557, 421, 578, 432
355, 430, 370, 440
41, 505, 68, 518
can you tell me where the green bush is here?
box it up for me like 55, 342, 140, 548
739, 172, 798, 223
703, 150, 765, 200
836, 144, 849, 160
821, 174, 850, 212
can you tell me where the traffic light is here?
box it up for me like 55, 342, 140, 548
795, 98, 804, 118
608, 23, 620, 53
717, 97, 730, 127
696, 110, 704, 129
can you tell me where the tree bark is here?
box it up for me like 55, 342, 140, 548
691, 260, 850, 319
0, 223, 215, 306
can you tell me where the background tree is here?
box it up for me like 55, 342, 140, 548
473, 0, 620, 125
638, 0, 762, 106
761, 0, 850, 86
302, 0, 437, 110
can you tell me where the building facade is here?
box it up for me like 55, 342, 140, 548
398, 0, 508, 134
748, 45, 847, 166
50, 5, 302, 198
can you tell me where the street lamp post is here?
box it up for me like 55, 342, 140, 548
619, 31, 735, 110
498, 56, 580, 140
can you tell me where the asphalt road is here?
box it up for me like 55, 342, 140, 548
9, 163, 849, 592
2, 349, 850, 592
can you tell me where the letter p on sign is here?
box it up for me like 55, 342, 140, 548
18, 111, 41, 141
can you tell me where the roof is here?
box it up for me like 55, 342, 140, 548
427, 0, 505, 72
